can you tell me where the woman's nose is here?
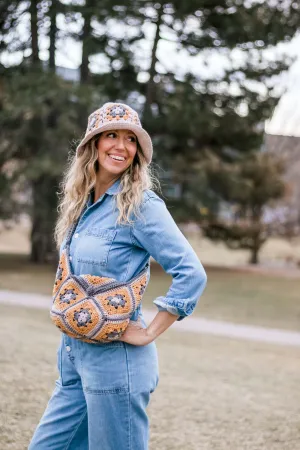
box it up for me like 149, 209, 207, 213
114, 136, 126, 150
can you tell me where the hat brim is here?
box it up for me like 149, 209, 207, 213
76, 122, 153, 164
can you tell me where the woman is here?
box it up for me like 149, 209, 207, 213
29, 102, 207, 450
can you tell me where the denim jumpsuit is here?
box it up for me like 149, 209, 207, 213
29, 178, 207, 450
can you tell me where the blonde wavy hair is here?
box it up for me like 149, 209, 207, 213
54, 135, 161, 248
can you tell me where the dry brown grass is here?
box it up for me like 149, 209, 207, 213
0, 253, 55, 295
1, 304, 299, 450
0, 223, 30, 254
188, 233, 300, 268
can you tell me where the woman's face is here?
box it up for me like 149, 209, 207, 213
96, 129, 138, 177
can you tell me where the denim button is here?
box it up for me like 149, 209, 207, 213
69, 256, 72, 261
66, 346, 71, 352
74, 233, 79, 238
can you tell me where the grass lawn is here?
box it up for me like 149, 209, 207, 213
1, 304, 299, 450
0, 253, 300, 331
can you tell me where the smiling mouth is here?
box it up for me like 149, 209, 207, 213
108, 155, 126, 162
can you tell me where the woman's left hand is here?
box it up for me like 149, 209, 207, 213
119, 318, 153, 346
120, 310, 179, 346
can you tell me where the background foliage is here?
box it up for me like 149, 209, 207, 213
1, 0, 299, 263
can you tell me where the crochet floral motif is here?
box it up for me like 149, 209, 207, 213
139, 284, 146, 295
109, 105, 126, 118
106, 329, 124, 339
73, 308, 92, 327
85, 103, 141, 134
106, 294, 126, 309
56, 264, 63, 282
88, 113, 98, 131
59, 288, 77, 304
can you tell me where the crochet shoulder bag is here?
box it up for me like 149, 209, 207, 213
50, 221, 148, 344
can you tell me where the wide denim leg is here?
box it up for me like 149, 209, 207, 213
28, 339, 88, 450
28, 317, 159, 450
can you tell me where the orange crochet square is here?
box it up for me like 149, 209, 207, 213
91, 318, 130, 342
95, 286, 133, 316
65, 299, 103, 336
53, 279, 86, 312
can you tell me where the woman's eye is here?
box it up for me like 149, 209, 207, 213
105, 132, 136, 142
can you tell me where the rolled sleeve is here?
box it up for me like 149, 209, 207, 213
131, 192, 207, 320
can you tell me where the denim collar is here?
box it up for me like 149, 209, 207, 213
87, 178, 121, 207
106, 177, 121, 196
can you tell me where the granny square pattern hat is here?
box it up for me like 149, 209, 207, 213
76, 102, 153, 164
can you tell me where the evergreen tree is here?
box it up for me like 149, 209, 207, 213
0, 1, 98, 261
202, 152, 286, 264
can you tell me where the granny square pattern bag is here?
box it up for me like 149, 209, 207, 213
50, 220, 148, 344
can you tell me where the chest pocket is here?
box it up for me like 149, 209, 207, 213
76, 227, 117, 267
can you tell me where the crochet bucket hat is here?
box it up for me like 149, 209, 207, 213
76, 102, 153, 164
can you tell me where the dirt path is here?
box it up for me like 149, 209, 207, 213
1, 289, 300, 348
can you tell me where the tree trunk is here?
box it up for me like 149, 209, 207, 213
30, 176, 59, 263
49, 0, 57, 70
249, 207, 262, 265
143, 3, 163, 122
30, 0, 40, 65
80, 0, 95, 84
249, 243, 259, 264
